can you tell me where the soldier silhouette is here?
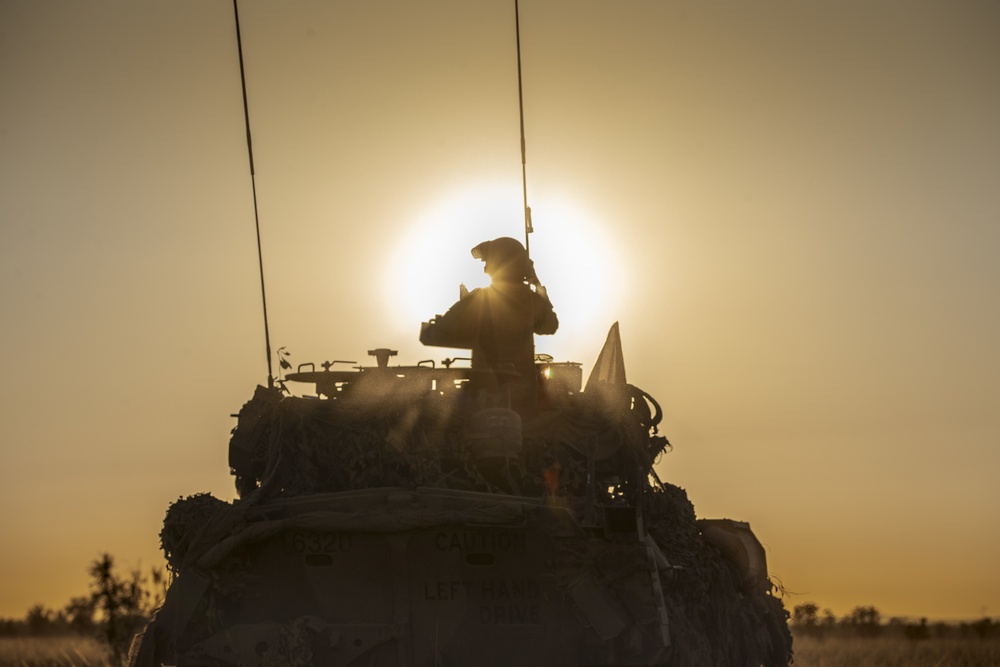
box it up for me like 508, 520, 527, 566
420, 237, 558, 410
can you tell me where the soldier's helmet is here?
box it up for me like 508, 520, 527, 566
471, 237, 531, 283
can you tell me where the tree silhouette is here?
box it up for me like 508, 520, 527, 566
846, 605, 883, 637
64, 595, 96, 636
88, 553, 163, 664
25, 605, 54, 636
792, 602, 820, 635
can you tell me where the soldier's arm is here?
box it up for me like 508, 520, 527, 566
420, 290, 481, 348
533, 291, 559, 335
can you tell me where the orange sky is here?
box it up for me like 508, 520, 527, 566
1, 0, 998, 621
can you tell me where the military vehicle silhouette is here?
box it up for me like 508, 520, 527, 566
129, 265, 792, 665
130, 7, 792, 661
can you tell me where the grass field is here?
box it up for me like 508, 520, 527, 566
0, 636, 112, 667
791, 634, 1000, 667
3, 633, 1000, 666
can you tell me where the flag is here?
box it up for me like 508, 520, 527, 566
586, 322, 627, 390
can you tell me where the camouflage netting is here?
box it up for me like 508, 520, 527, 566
226, 385, 667, 500
160, 492, 230, 571
151, 385, 791, 666
645, 485, 792, 666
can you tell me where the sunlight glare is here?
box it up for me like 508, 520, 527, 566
384, 184, 627, 363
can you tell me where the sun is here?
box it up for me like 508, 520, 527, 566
383, 183, 628, 363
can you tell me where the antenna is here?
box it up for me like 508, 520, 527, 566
233, 0, 275, 388
514, 0, 532, 258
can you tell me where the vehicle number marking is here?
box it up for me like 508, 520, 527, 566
290, 531, 352, 554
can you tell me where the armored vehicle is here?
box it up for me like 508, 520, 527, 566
124, 2, 791, 662
130, 299, 791, 665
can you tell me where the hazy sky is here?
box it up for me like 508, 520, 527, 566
1, 0, 998, 621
